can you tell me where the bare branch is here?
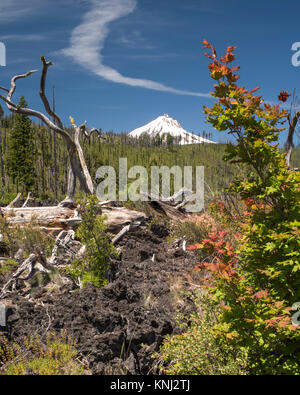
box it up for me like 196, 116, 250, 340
0, 86, 9, 93
0, 94, 18, 108
22, 192, 31, 208
2, 67, 74, 143
7, 70, 38, 107
112, 224, 131, 245
40, 56, 63, 129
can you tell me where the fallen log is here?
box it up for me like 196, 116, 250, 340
147, 199, 187, 219
2, 206, 75, 230
111, 221, 142, 245
1, 205, 147, 234
140, 189, 194, 219
102, 207, 146, 232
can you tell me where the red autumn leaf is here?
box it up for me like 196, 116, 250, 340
226, 45, 237, 53
227, 73, 240, 82
215, 240, 225, 249
249, 86, 260, 94
202, 39, 211, 48
187, 243, 201, 251
202, 39, 217, 58
219, 97, 231, 106
278, 91, 291, 102
220, 52, 235, 63
199, 261, 210, 267
251, 290, 269, 299
278, 317, 291, 329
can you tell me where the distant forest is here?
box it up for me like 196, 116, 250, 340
0, 100, 299, 204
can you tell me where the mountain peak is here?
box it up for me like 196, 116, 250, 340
128, 114, 216, 145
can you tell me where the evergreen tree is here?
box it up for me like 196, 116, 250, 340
7, 96, 36, 193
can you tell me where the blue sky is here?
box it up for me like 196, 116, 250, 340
0, 0, 300, 145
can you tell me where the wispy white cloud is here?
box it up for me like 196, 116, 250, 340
0, 0, 89, 22
118, 29, 156, 50
0, 0, 46, 22
62, 0, 210, 97
0, 34, 46, 42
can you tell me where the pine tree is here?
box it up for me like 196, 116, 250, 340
7, 96, 36, 193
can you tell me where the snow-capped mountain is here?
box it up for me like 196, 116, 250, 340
128, 114, 216, 145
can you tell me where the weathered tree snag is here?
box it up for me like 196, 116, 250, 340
0, 248, 54, 299
286, 109, 300, 168
39, 57, 76, 203
62, 167, 77, 207
71, 117, 94, 194
0, 253, 38, 298
48, 230, 82, 267
0, 57, 95, 204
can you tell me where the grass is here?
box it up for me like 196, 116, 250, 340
0, 331, 87, 375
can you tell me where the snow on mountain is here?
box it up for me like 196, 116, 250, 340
128, 114, 216, 145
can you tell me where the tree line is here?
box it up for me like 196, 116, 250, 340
0, 98, 299, 204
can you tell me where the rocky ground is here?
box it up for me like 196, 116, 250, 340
0, 223, 199, 375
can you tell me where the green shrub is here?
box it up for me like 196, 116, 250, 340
0, 216, 54, 258
0, 331, 84, 375
67, 195, 117, 288
196, 40, 300, 374
0, 259, 19, 276
156, 294, 248, 375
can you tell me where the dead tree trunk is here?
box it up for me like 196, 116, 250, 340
0, 57, 94, 204
286, 110, 300, 168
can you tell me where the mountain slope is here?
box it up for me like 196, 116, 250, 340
128, 114, 216, 145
